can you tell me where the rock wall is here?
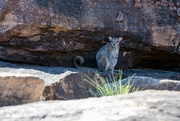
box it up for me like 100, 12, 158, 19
0, 0, 180, 69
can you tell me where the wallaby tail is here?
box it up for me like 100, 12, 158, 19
74, 56, 98, 71
74, 56, 84, 68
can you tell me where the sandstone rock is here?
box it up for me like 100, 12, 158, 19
123, 69, 180, 80
0, 0, 179, 70
151, 26, 177, 47
43, 68, 180, 100
107, 76, 180, 91
0, 90, 180, 121
43, 70, 123, 100
0, 73, 45, 106
43, 71, 94, 100
177, 8, 180, 16
115, 12, 124, 22
134, 0, 141, 8
0, 60, 179, 102
43, 71, 118, 100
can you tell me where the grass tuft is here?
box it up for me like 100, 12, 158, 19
85, 70, 138, 97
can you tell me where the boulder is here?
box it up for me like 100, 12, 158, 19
106, 76, 180, 92
43, 71, 118, 100
0, 73, 45, 106
43, 71, 95, 100
0, 0, 179, 70
43, 69, 180, 100
1, 90, 180, 121
126, 76, 180, 91
123, 69, 180, 80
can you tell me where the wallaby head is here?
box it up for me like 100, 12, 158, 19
108, 36, 123, 47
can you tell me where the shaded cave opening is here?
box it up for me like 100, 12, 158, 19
132, 50, 180, 72
0, 49, 180, 72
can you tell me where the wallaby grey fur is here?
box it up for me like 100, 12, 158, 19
74, 36, 123, 72
96, 36, 122, 72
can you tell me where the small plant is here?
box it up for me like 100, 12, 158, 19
85, 70, 138, 97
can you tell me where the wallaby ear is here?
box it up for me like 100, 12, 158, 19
108, 36, 113, 41
118, 37, 123, 42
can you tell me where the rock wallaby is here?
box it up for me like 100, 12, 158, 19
96, 36, 122, 72
74, 36, 123, 72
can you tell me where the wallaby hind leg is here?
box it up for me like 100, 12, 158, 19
98, 56, 108, 72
